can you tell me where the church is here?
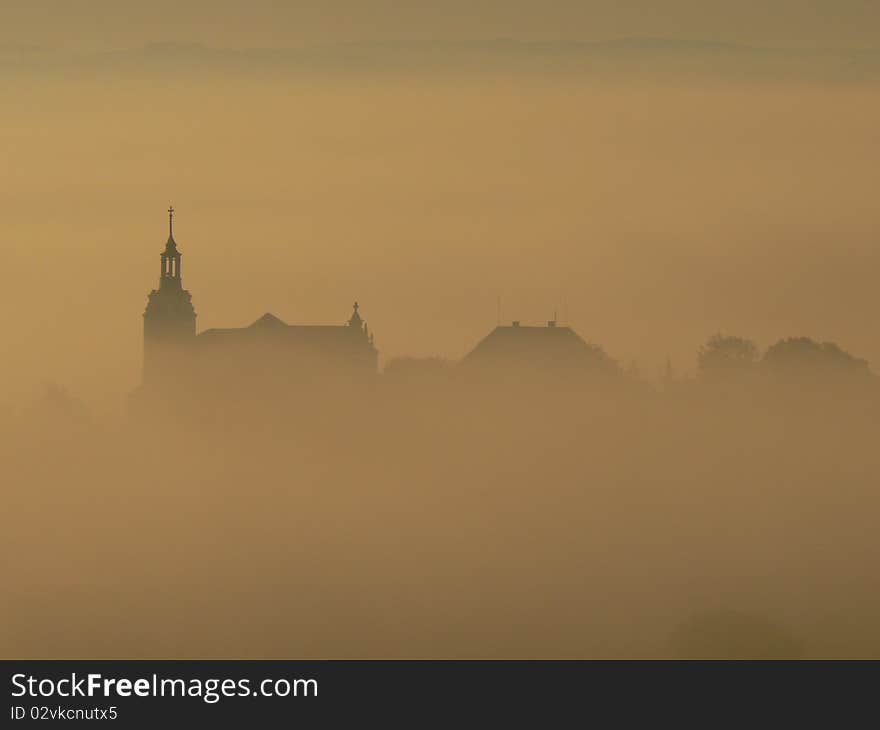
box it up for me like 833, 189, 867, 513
141, 208, 378, 393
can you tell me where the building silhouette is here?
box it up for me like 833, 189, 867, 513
461, 320, 615, 378
141, 208, 377, 393
140, 208, 621, 400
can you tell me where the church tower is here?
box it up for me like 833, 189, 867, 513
143, 206, 196, 385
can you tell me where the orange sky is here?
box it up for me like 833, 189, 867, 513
1, 6, 879, 410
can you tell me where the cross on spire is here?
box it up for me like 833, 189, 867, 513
168, 205, 175, 237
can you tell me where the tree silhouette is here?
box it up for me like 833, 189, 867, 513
763, 337, 870, 376
697, 333, 759, 379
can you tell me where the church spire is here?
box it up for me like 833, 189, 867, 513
143, 206, 197, 387
160, 205, 182, 285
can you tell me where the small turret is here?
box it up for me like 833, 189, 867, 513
348, 301, 363, 329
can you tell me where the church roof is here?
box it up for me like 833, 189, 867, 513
249, 312, 287, 329
196, 311, 374, 350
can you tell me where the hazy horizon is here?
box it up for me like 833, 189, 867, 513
3, 68, 878, 411
4, 4, 880, 414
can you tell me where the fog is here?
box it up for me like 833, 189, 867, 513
3, 363, 879, 658
2, 42, 879, 658
3, 70, 878, 411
